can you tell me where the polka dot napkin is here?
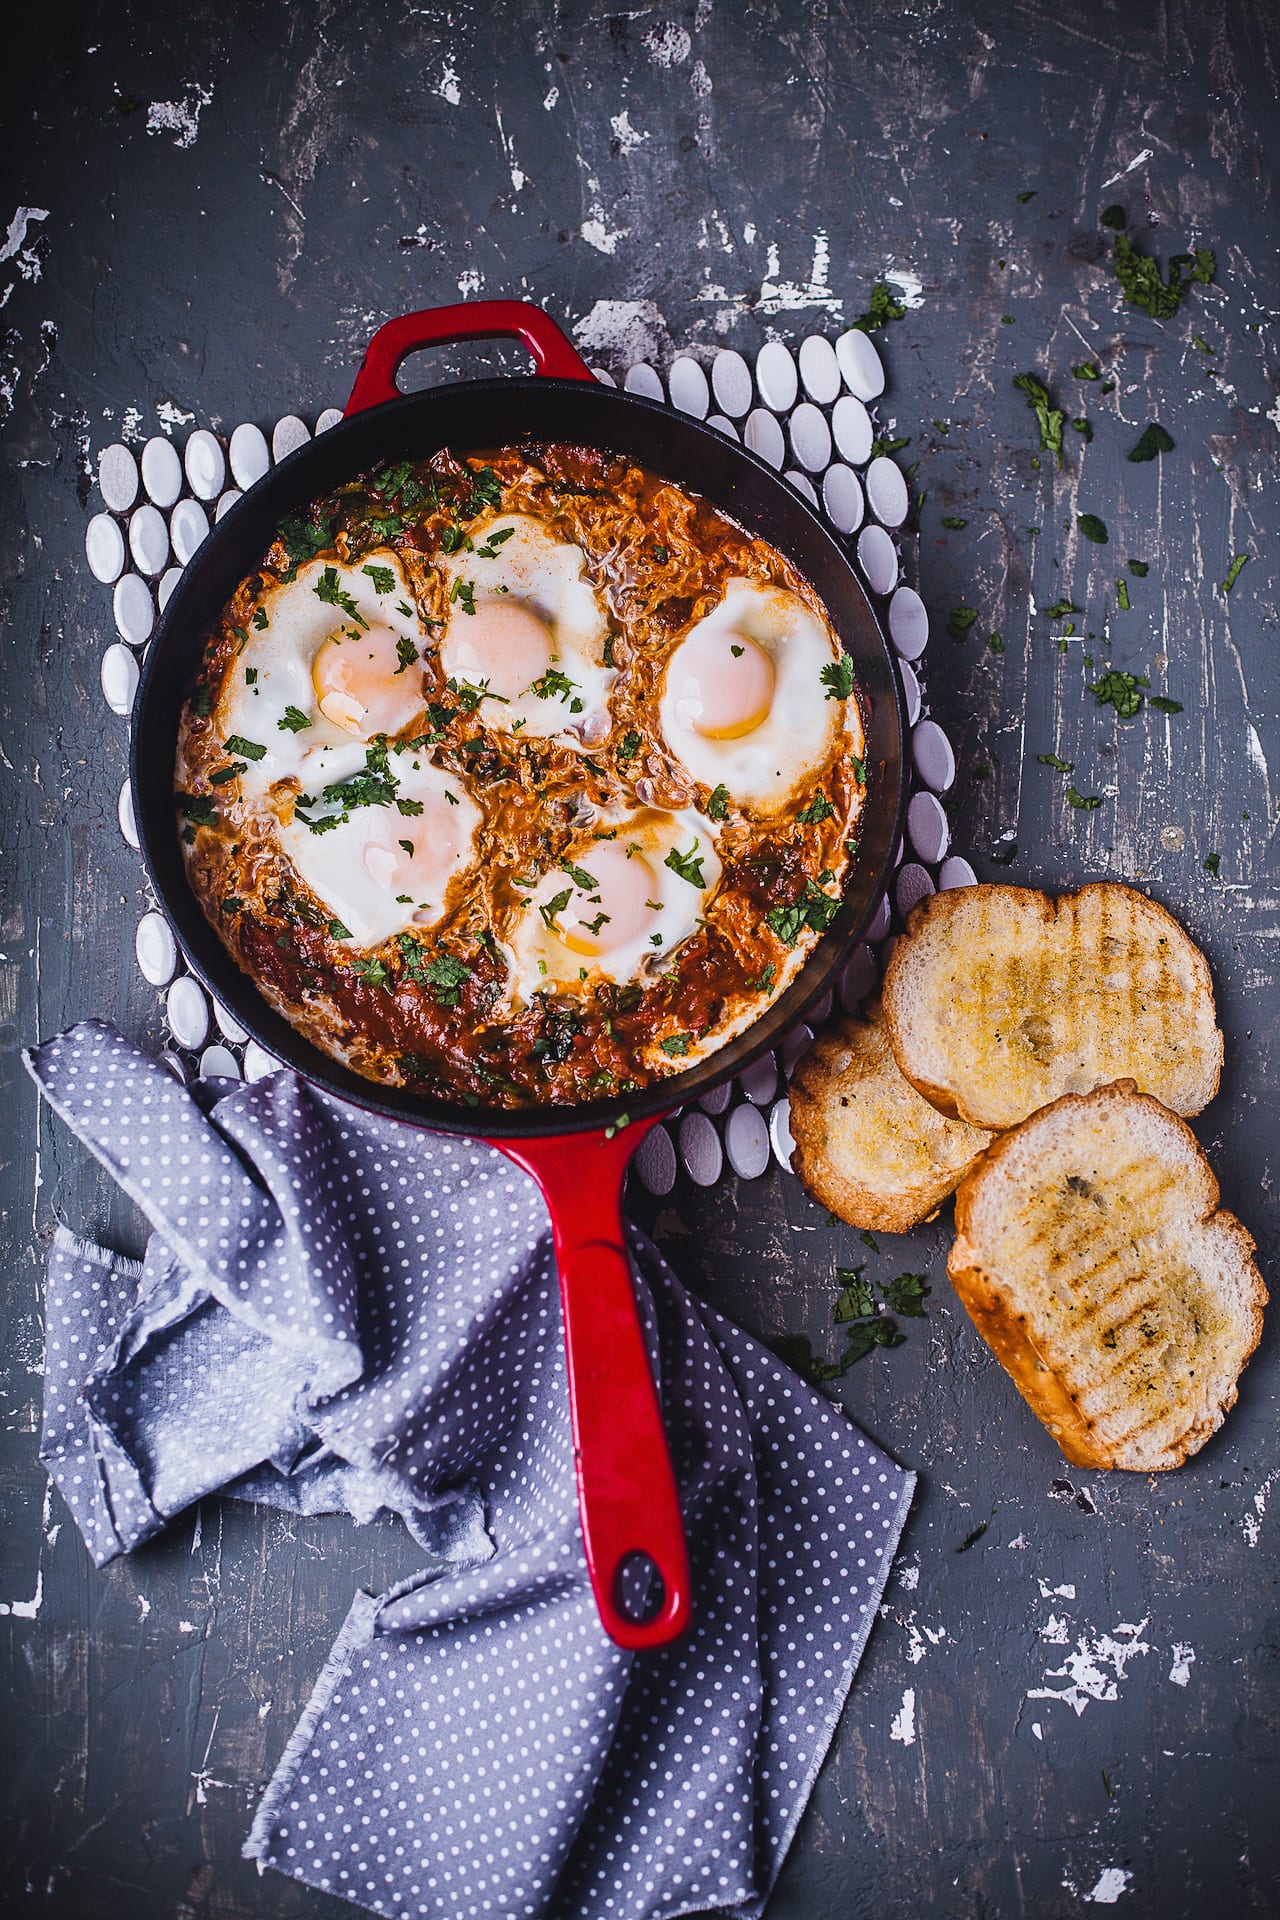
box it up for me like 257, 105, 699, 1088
27, 1021, 914, 1920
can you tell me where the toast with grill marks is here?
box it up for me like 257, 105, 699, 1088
948, 1082, 1265, 1470
882, 883, 1223, 1132
789, 997, 993, 1231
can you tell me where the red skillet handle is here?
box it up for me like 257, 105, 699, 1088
499, 1122, 692, 1651
346, 299, 594, 415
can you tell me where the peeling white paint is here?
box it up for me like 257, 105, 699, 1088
889, 1686, 916, 1745
1102, 148, 1153, 188
121, 405, 144, 442
572, 299, 669, 367
1244, 1469, 1277, 1548
882, 265, 925, 308
1, 206, 49, 283
146, 83, 213, 149
1028, 1616, 1151, 1717
436, 61, 461, 106
643, 20, 692, 66
494, 108, 526, 192
758, 233, 842, 315
1041, 1613, 1072, 1646
610, 110, 649, 154
457, 267, 484, 297
1031, 1720, 1043, 1740
896, 1557, 920, 1592
138, 1593, 152, 1620
690, 59, 713, 97
543, 85, 560, 111
1169, 1643, 1196, 1687
0, 1568, 42, 1618
1039, 1580, 1077, 1600
1084, 1866, 1134, 1903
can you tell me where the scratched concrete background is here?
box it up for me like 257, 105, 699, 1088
1, 0, 1277, 1914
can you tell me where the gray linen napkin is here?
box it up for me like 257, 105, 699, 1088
27, 1020, 914, 1920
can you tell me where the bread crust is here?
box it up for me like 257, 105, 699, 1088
948, 1082, 1266, 1470
882, 882, 1223, 1130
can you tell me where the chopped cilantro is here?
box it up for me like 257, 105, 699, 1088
1116, 578, 1131, 611
1150, 696, 1183, 714
797, 794, 835, 824
220, 896, 243, 915
422, 951, 473, 1007
1129, 559, 1149, 577
664, 841, 706, 888
1203, 853, 1221, 875
1072, 362, 1101, 380
278, 705, 311, 732
1037, 753, 1074, 773
869, 434, 910, 458
1066, 786, 1103, 810
1128, 422, 1175, 463
191, 686, 213, 718
450, 577, 477, 615
539, 888, 573, 929
362, 563, 396, 594
659, 1034, 692, 1057
314, 566, 366, 625
394, 635, 418, 675
1100, 204, 1127, 230
1042, 600, 1081, 619
617, 729, 641, 759
881, 1271, 931, 1316
986, 632, 1005, 655
1078, 512, 1109, 544
530, 665, 578, 702
560, 859, 598, 890
177, 792, 218, 825
352, 957, 390, 989
1089, 668, 1148, 717
820, 656, 854, 701
222, 734, 266, 761
834, 1269, 877, 1321
941, 515, 968, 529
1111, 228, 1215, 319
1017, 189, 1036, 203
766, 878, 839, 944
707, 783, 730, 820
948, 605, 979, 640
209, 763, 245, 785
749, 961, 777, 994
1221, 553, 1249, 595
327, 918, 351, 939
395, 797, 424, 816
277, 513, 335, 576
1013, 371, 1065, 467
1072, 417, 1093, 441
245, 666, 258, 685
251, 607, 269, 630
852, 280, 907, 331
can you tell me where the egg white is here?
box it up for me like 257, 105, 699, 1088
217, 550, 429, 799
438, 513, 615, 743
502, 805, 722, 1003
657, 579, 848, 810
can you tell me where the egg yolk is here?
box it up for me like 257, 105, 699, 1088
670, 627, 776, 739
445, 600, 555, 704
313, 623, 424, 738
555, 845, 660, 957
359, 790, 471, 902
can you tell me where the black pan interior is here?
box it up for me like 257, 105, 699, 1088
132, 377, 907, 1138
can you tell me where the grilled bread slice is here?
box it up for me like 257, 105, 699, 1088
789, 997, 994, 1231
882, 883, 1222, 1131
948, 1082, 1265, 1470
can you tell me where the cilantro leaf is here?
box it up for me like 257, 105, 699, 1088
351, 957, 390, 989
1066, 786, 1103, 810
659, 1034, 692, 1057
251, 607, 269, 630
833, 1267, 876, 1321
314, 565, 366, 625
1203, 853, 1221, 875
560, 859, 599, 891
530, 665, 578, 702
1100, 204, 1127, 230
278, 705, 312, 732
1078, 512, 1109, 544
796, 794, 835, 824
1042, 600, 1081, 619
1013, 371, 1065, 467
177, 792, 218, 825
852, 280, 907, 331
277, 512, 335, 577
222, 734, 266, 761
948, 605, 979, 640
881, 1271, 931, 1316
1221, 553, 1249, 595
1037, 753, 1074, 773
394, 634, 418, 675
820, 656, 854, 701
1127, 422, 1175, 462
941, 515, 968, 529
327, 918, 351, 939
538, 888, 573, 929
361, 563, 396, 594
707, 783, 730, 821
1150, 696, 1183, 714
1088, 668, 1148, 717
664, 841, 706, 888
1072, 361, 1101, 380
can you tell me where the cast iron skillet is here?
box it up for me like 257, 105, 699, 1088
131, 301, 907, 1650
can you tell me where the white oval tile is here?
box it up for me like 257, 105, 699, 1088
623, 362, 664, 400
229, 422, 271, 489
725, 1102, 770, 1178
697, 1081, 733, 1116
866, 455, 909, 529
755, 339, 797, 412
199, 1043, 241, 1081
838, 943, 878, 1011
822, 464, 864, 535
711, 348, 752, 418
215, 488, 242, 522
184, 428, 225, 501
738, 1052, 778, 1106
798, 333, 841, 404
158, 565, 183, 610
938, 855, 978, 891
778, 1023, 814, 1078
899, 657, 922, 726
213, 998, 250, 1044
888, 585, 928, 660
705, 412, 739, 440
170, 497, 210, 565
865, 891, 892, 944
832, 393, 874, 466
744, 408, 785, 468
667, 355, 709, 417
243, 1041, 282, 1083
896, 861, 936, 920
158, 1050, 190, 1086
166, 975, 210, 1050
272, 415, 311, 461
101, 643, 139, 715
808, 987, 833, 1026
678, 1111, 724, 1187
98, 443, 139, 513
857, 524, 898, 595
633, 1123, 677, 1196
592, 366, 616, 386
784, 469, 818, 506
128, 504, 169, 577
911, 719, 956, 793
835, 328, 886, 401
85, 513, 126, 584
907, 789, 950, 864
141, 436, 183, 508
789, 401, 831, 473
112, 572, 154, 647
117, 777, 139, 848
768, 1097, 795, 1169
136, 911, 178, 987
315, 407, 344, 433
878, 934, 898, 971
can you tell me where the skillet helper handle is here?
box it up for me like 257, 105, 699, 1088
345, 299, 594, 414
499, 1124, 692, 1651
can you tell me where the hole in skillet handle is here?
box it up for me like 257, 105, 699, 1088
345, 299, 595, 416
614, 1551, 668, 1628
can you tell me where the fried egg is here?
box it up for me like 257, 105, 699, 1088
279, 748, 482, 950
503, 805, 721, 1000
438, 513, 615, 742
657, 580, 849, 810
216, 550, 429, 794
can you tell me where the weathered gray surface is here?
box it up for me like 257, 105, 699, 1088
1, 1, 1277, 1914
